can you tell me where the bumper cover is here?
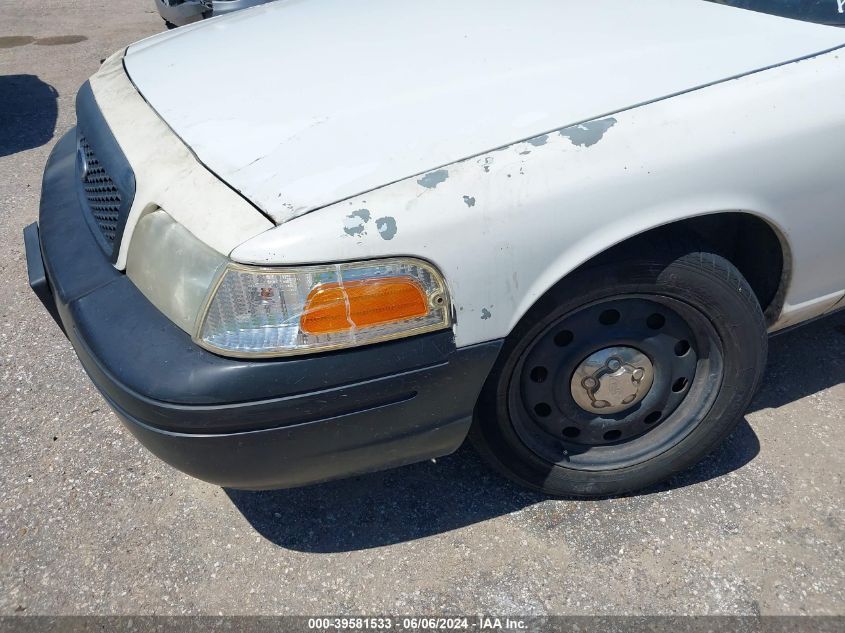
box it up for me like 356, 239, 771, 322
26, 130, 502, 489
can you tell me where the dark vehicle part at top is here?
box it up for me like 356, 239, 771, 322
154, 0, 273, 28
709, 0, 845, 25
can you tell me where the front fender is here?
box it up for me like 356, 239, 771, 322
231, 49, 845, 348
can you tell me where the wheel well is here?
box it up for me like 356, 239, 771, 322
580, 213, 788, 326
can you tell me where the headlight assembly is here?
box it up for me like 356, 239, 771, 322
127, 210, 451, 359
197, 258, 450, 357
126, 209, 228, 334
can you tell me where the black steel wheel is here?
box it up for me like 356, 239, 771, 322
471, 236, 767, 497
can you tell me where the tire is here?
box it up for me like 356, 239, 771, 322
470, 233, 768, 497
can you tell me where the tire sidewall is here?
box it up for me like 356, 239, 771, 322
474, 253, 767, 496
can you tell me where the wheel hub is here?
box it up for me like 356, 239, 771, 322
512, 296, 711, 460
570, 346, 654, 414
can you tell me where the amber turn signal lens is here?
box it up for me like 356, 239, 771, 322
300, 276, 429, 335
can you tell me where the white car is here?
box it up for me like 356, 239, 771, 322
25, 0, 845, 496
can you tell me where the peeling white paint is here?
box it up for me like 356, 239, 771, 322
417, 170, 449, 189
123, 0, 845, 224
375, 216, 397, 240
558, 118, 618, 147
232, 50, 845, 347
342, 209, 370, 236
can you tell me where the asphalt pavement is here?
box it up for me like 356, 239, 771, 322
1, 0, 843, 616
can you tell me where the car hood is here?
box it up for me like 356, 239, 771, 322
124, 0, 845, 225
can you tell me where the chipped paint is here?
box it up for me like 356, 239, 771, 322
559, 117, 617, 147
526, 134, 549, 147
375, 216, 397, 240
480, 308, 492, 320
125, 0, 845, 229
463, 195, 476, 207
233, 51, 845, 349
417, 169, 449, 188
343, 208, 370, 236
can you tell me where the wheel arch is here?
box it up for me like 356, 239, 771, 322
511, 210, 791, 335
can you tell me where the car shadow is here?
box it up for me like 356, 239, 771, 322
0, 74, 58, 157
226, 311, 845, 552
747, 311, 845, 413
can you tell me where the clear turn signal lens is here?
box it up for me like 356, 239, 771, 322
196, 258, 450, 357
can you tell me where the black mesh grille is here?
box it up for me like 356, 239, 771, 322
75, 81, 135, 261
79, 135, 121, 245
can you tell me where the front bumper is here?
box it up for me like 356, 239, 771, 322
25, 130, 502, 489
